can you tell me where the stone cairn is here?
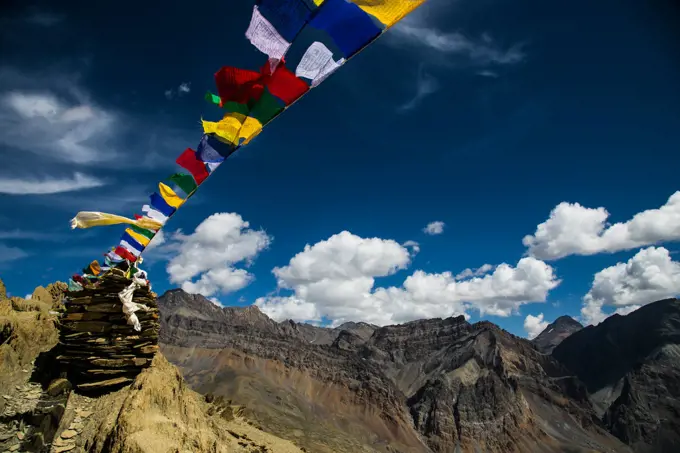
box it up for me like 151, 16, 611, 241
57, 268, 159, 392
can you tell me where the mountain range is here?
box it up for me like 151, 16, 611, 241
158, 289, 680, 453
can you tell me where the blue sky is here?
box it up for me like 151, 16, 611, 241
1, 0, 679, 338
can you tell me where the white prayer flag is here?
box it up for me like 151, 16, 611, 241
312, 57, 345, 88
245, 6, 291, 65
296, 42, 334, 80
142, 204, 168, 225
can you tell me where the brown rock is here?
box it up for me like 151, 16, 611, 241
47, 378, 72, 396
77, 377, 133, 390
60, 429, 78, 439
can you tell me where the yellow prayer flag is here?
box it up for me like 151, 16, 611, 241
70, 212, 162, 231
158, 182, 184, 209
125, 228, 151, 246
351, 0, 426, 27
313, 0, 325, 5
202, 113, 263, 147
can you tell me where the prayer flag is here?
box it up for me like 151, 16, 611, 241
159, 182, 185, 208
149, 193, 176, 217
176, 148, 209, 185
309, 0, 381, 58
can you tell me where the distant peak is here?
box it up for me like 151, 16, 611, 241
552, 315, 583, 327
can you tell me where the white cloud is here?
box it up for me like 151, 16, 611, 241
524, 313, 549, 340
423, 221, 445, 235
208, 297, 223, 307
391, 19, 525, 65
165, 213, 271, 297
0, 244, 29, 263
524, 192, 680, 260
455, 263, 494, 280
398, 65, 439, 112
0, 172, 105, 195
144, 230, 166, 252
0, 91, 117, 164
581, 246, 680, 325
182, 268, 252, 297
402, 240, 421, 255
165, 82, 192, 100
256, 231, 560, 326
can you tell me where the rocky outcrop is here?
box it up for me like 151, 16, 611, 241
160, 289, 630, 453
532, 315, 583, 354
553, 299, 680, 452
0, 278, 300, 453
57, 269, 160, 392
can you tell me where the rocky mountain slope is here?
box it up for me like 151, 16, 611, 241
0, 278, 301, 453
160, 289, 630, 453
532, 315, 583, 353
552, 298, 680, 453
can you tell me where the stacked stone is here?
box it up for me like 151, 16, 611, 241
57, 268, 160, 392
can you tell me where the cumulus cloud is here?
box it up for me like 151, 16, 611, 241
256, 231, 560, 326
423, 221, 445, 235
581, 247, 680, 325
144, 230, 166, 252
0, 91, 117, 164
524, 313, 549, 340
524, 192, 680, 260
455, 264, 494, 280
402, 240, 421, 255
165, 213, 271, 297
0, 172, 105, 195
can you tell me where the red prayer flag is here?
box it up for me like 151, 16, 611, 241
115, 246, 137, 262
176, 148, 209, 185
214, 66, 265, 104
261, 62, 309, 106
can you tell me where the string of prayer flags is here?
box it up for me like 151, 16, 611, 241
176, 148, 210, 184
309, 0, 382, 58
70, 211, 162, 231
68, 0, 428, 283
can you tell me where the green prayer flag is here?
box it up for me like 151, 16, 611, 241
129, 224, 155, 240
169, 173, 198, 195
250, 89, 284, 126
205, 91, 221, 105
223, 101, 250, 116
